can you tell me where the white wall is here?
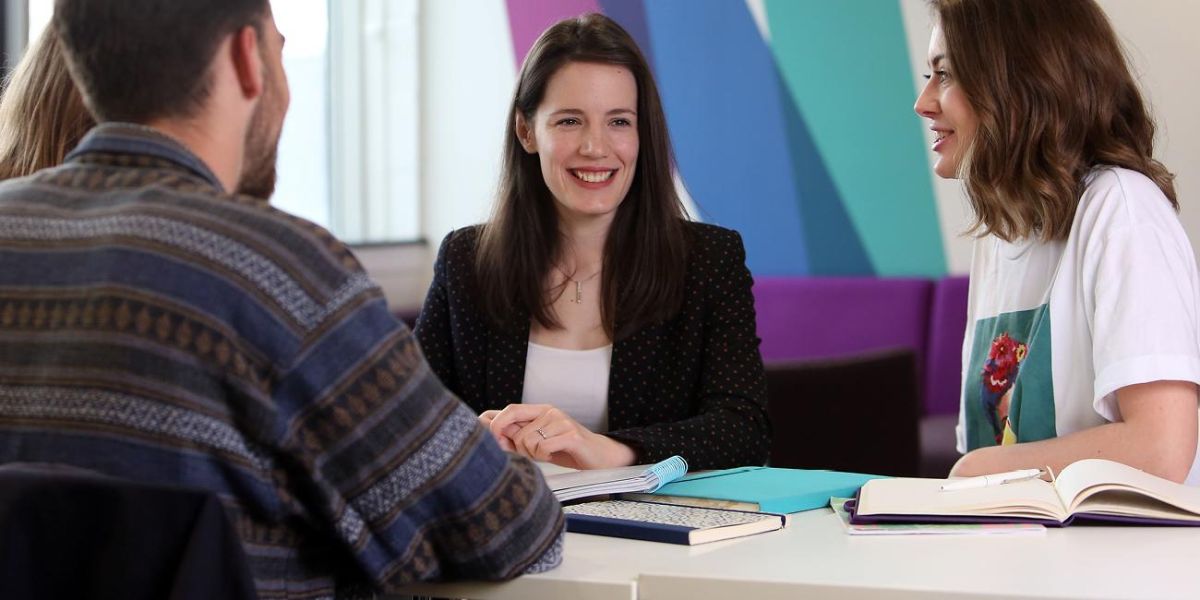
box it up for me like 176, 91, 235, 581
900, 0, 1200, 274
420, 0, 517, 250
275, 0, 331, 228
364, 0, 517, 313
1097, 0, 1200, 251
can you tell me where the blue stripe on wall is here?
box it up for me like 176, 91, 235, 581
597, 0, 656, 68
641, 0, 809, 275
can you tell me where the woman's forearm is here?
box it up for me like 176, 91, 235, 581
953, 380, 1198, 482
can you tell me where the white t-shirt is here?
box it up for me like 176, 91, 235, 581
957, 166, 1200, 484
522, 342, 612, 433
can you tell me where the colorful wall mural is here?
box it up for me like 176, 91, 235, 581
504, 0, 946, 277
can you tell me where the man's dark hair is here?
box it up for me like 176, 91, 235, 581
54, 0, 269, 122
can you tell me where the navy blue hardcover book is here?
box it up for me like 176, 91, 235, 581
563, 500, 785, 545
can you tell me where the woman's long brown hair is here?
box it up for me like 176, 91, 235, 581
0, 26, 94, 180
475, 13, 689, 340
933, 0, 1176, 242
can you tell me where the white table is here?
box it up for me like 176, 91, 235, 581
397, 508, 1198, 600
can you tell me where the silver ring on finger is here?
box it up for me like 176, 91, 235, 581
536, 427, 548, 440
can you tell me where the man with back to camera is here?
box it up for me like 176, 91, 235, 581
0, 0, 564, 597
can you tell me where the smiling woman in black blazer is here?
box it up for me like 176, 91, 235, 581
415, 14, 769, 471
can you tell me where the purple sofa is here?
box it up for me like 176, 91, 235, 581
753, 276, 970, 476
754, 277, 932, 363
920, 276, 970, 475
754, 276, 968, 416
923, 276, 970, 416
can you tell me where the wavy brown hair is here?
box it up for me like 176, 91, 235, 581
476, 13, 689, 340
0, 26, 94, 180
933, 0, 1176, 242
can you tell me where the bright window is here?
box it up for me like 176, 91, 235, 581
21, 0, 420, 244
273, 0, 331, 228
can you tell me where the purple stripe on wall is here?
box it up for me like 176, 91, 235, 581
505, 0, 603, 67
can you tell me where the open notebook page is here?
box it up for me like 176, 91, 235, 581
857, 476, 1067, 521
1054, 459, 1200, 521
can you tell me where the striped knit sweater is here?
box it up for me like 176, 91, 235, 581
0, 123, 564, 599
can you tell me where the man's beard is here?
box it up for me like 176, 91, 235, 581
237, 102, 280, 199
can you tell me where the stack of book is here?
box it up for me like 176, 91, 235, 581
623, 466, 883, 513
544, 458, 884, 545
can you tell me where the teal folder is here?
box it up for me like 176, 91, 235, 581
632, 467, 885, 514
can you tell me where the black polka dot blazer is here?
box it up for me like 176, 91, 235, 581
414, 221, 770, 470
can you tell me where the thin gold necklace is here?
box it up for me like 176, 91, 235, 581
555, 266, 602, 304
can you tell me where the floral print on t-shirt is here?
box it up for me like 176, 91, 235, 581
965, 305, 1056, 450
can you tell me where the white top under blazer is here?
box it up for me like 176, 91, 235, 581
521, 342, 612, 432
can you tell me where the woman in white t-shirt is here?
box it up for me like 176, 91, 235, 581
916, 0, 1200, 483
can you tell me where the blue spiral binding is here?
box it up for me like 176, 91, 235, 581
645, 455, 688, 492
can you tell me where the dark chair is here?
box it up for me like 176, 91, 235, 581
0, 463, 258, 600
765, 348, 922, 477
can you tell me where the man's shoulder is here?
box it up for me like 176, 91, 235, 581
2, 163, 378, 331
178, 192, 380, 327
230, 192, 369, 275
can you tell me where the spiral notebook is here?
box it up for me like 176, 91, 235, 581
545, 456, 688, 502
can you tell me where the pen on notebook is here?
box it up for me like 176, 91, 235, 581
939, 468, 1045, 492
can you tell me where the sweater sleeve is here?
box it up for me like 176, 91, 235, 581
605, 228, 772, 469
273, 277, 563, 589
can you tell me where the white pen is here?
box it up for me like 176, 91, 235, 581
939, 468, 1045, 492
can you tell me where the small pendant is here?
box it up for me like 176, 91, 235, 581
573, 280, 583, 304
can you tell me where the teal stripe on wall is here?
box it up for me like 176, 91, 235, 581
765, 0, 946, 276
776, 68, 875, 275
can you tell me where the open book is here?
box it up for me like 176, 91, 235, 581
564, 499, 785, 545
851, 458, 1200, 526
544, 456, 688, 502
830, 498, 1044, 535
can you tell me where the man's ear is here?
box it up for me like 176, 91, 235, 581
230, 25, 264, 100
515, 112, 537, 153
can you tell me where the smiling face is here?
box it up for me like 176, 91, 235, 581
914, 26, 978, 179
516, 61, 639, 227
